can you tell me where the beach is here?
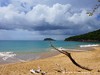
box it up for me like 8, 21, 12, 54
1, 40, 99, 64
0, 0, 99, 75
0, 46, 100, 75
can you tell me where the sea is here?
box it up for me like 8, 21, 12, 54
0, 40, 100, 64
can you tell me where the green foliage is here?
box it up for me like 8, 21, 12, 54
65, 29, 100, 42
44, 38, 55, 41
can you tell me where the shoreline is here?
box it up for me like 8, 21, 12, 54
0, 47, 95, 65
0, 51, 60, 65
0, 46, 100, 75
0, 47, 96, 65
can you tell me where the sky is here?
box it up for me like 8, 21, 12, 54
0, 0, 100, 40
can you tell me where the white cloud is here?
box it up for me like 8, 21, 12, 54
68, 10, 93, 24
0, 3, 98, 30
26, 3, 72, 24
0, 2, 100, 40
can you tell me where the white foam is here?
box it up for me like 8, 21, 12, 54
58, 47, 67, 50
0, 52, 16, 60
51, 47, 68, 51
80, 44, 99, 48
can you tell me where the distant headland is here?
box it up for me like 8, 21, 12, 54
64, 29, 100, 42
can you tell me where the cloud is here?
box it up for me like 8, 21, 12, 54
0, 2, 100, 40
0, 0, 98, 8
0, 29, 68, 40
0, 29, 41, 40
0, 3, 72, 30
0, 0, 10, 6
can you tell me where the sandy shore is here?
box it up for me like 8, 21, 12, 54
0, 47, 100, 75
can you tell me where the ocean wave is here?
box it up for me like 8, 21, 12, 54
80, 44, 99, 48
0, 52, 16, 60
51, 47, 67, 51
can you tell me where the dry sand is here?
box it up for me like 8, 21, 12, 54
0, 47, 100, 75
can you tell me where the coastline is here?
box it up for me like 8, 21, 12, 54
0, 51, 60, 65
0, 46, 100, 75
0, 46, 95, 65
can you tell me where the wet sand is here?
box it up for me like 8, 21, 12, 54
0, 51, 60, 65
0, 47, 100, 75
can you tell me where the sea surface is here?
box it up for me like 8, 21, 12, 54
0, 40, 100, 64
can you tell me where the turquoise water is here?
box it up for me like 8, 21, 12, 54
0, 40, 100, 64
0, 40, 100, 52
